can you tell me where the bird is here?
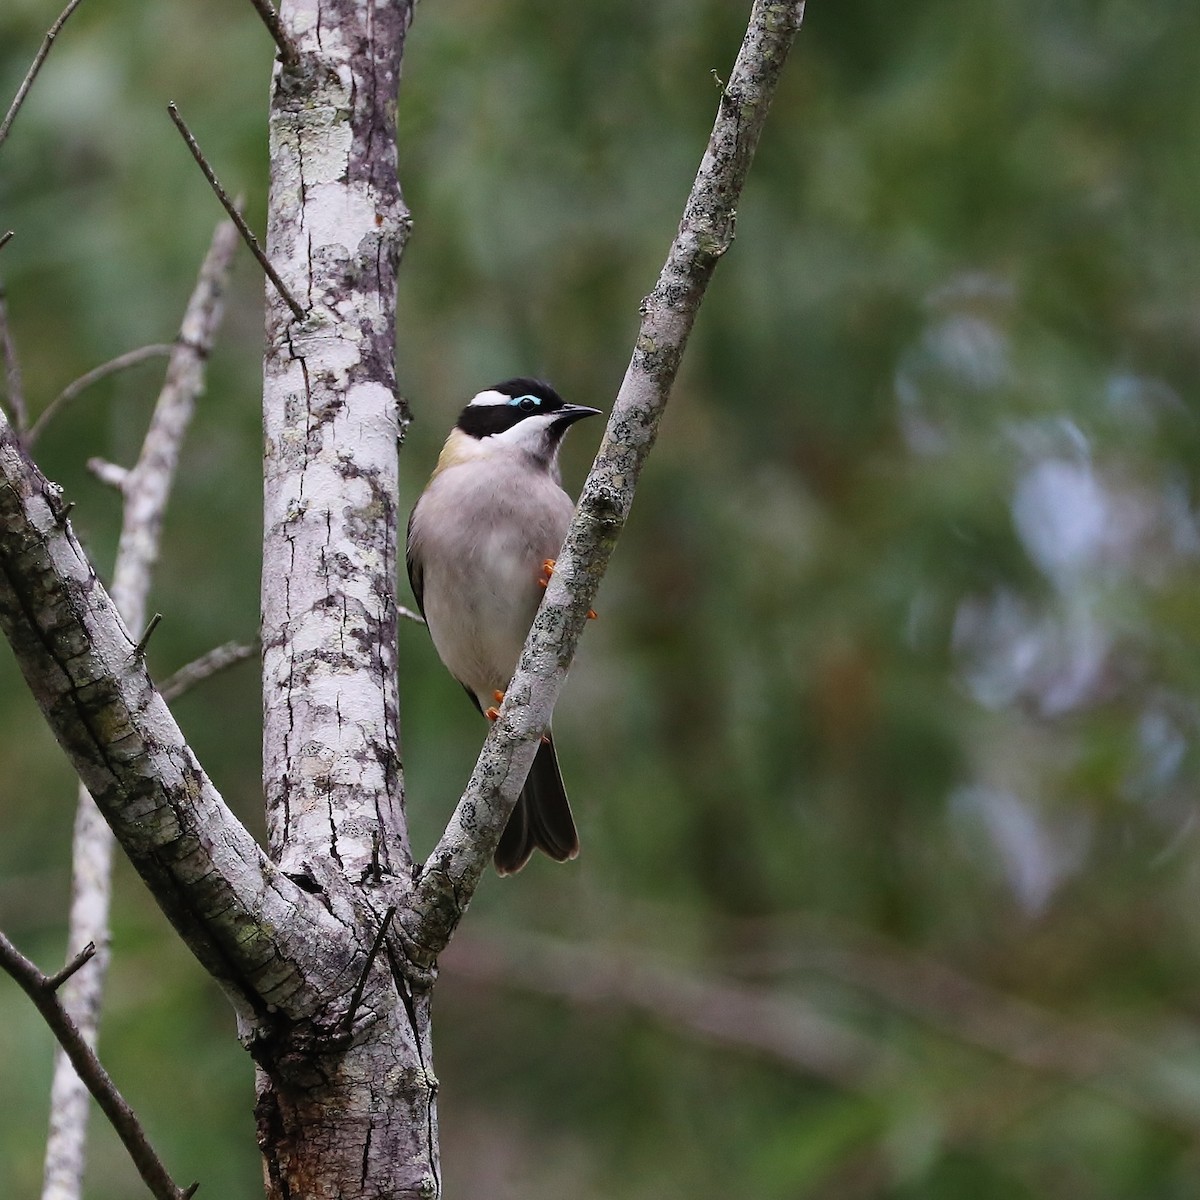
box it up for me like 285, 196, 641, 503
406, 377, 601, 874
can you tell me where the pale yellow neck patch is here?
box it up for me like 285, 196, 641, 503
432, 428, 487, 477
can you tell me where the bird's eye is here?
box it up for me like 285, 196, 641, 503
515, 395, 539, 412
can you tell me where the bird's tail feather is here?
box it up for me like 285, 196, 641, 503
494, 732, 579, 875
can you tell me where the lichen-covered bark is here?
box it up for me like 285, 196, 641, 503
405, 0, 808, 960
255, 3, 434, 1195
252, 983, 439, 1200
261, 0, 414, 884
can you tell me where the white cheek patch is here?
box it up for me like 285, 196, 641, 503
468, 389, 511, 407
490, 413, 558, 451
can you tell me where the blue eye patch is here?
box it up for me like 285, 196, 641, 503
508, 394, 541, 408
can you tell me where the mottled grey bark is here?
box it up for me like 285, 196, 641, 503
253, 1, 436, 1195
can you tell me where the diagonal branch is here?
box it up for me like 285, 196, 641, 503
0, 931, 197, 1200
0, 0, 87, 154
167, 103, 307, 321
26, 343, 176, 449
245, 0, 299, 70
404, 0, 808, 960
0, 400, 353, 1023
160, 638, 259, 702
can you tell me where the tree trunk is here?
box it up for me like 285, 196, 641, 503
254, 1, 433, 1196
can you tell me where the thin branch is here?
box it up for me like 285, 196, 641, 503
26, 343, 175, 449
739, 916, 1200, 1130
160, 639, 259, 702
343, 906, 396, 1032
246, 0, 299, 70
166, 103, 307, 321
86, 457, 130, 490
131, 612, 163, 657
405, 0, 808, 961
45, 941, 96, 992
0, 931, 196, 1200
0, 231, 13, 252
0, 0, 87, 154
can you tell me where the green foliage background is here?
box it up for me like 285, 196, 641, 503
4, 0, 1200, 1196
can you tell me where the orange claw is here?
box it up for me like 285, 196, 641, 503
541, 733, 551, 745
587, 609, 598, 620
485, 706, 501, 721
492, 690, 506, 704
538, 558, 557, 588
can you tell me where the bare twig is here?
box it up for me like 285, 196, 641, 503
0, 931, 197, 1200
86, 457, 130, 490
159, 639, 259, 702
246, 0, 299, 69
26, 343, 175, 448
447, 922, 1200, 1136
0, 0, 87, 153
407, 0, 808, 959
0, 231, 13, 252
45, 942, 96, 991
167, 103, 306, 321
0, 285, 28, 433
344, 907, 396, 1032
131, 612, 163, 657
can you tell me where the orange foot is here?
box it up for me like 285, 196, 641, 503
538, 558, 556, 588
485, 690, 505, 721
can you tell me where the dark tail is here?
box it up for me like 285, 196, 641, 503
494, 732, 579, 875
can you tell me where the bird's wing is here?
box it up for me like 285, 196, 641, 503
404, 505, 426, 619
407, 502, 482, 714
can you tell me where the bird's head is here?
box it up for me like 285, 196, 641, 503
441, 378, 601, 473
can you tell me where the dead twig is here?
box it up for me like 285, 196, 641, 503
0, 231, 14, 252
246, 0, 299, 69
167, 103, 306, 321
160, 639, 259, 702
26, 343, 176, 449
343, 907, 396, 1032
45, 942, 96, 992
0, 0, 87, 153
0, 930, 198, 1200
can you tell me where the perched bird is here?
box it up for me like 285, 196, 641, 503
406, 378, 601, 874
